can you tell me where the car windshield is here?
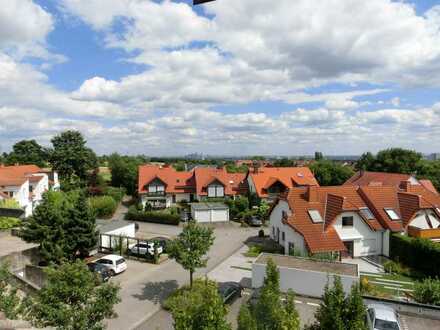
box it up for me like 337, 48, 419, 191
374, 319, 399, 330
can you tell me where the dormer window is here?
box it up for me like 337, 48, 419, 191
208, 184, 224, 197
385, 208, 400, 221
308, 209, 323, 223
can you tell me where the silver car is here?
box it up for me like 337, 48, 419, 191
129, 242, 163, 256
366, 304, 402, 330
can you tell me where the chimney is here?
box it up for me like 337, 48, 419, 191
253, 161, 260, 174
400, 180, 411, 192
308, 185, 318, 202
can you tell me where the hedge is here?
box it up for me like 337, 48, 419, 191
126, 206, 180, 226
89, 196, 118, 218
103, 187, 126, 203
390, 233, 440, 277
0, 217, 21, 230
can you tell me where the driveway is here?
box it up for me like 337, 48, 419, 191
106, 222, 259, 330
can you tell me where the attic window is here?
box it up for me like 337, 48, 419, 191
385, 208, 400, 221
308, 209, 323, 223
229, 180, 234, 184
359, 207, 374, 220
436, 208, 440, 214
297, 173, 304, 177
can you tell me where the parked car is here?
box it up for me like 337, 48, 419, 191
150, 237, 171, 253
366, 304, 402, 330
95, 255, 127, 275
218, 282, 243, 304
246, 216, 263, 227
87, 262, 112, 282
129, 242, 163, 257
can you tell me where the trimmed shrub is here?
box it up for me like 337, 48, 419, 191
384, 260, 403, 274
390, 234, 440, 277
414, 278, 440, 306
103, 187, 125, 203
88, 196, 117, 218
126, 206, 180, 226
0, 199, 21, 209
0, 217, 21, 230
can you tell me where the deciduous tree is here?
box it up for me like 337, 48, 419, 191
168, 221, 214, 288
5, 140, 48, 167
309, 160, 354, 186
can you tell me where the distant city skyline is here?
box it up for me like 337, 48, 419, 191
1, 0, 440, 155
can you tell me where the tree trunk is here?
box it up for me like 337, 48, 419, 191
190, 270, 193, 288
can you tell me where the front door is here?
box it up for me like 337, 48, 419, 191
343, 241, 354, 258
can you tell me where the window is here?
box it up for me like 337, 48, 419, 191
385, 208, 400, 220
282, 231, 285, 241
359, 207, 374, 219
342, 216, 354, 227
208, 184, 224, 197
29, 185, 33, 193
172, 195, 176, 203
288, 242, 295, 256
148, 184, 164, 194
282, 210, 287, 220
308, 209, 323, 223
272, 227, 275, 237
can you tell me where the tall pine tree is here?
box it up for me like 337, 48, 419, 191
65, 192, 98, 259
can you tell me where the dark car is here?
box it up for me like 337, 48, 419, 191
218, 282, 243, 304
150, 236, 171, 253
246, 216, 263, 227
87, 262, 112, 282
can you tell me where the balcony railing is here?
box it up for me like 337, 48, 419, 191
407, 226, 440, 239
146, 191, 166, 197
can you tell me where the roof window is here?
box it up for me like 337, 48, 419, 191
308, 209, 323, 223
384, 208, 400, 221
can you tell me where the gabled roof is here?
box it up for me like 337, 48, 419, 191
344, 171, 414, 187
138, 165, 248, 196
249, 167, 319, 198
278, 182, 440, 254
193, 167, 246, 196
138, 165, 194, 194
0, 165, 43, 187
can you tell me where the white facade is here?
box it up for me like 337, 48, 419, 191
409, 210, 440, 229
333, 212, 385, 257
191, 204, 229, 223
100, 223, 136, 250
269, 200, 306, 255
252, 256, 359, 298
1, 181, 31, 216
141, 192, 192, 208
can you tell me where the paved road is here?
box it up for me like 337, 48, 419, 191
106, 222, 259, 330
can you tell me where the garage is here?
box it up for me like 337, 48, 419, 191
97, 219, 136, 250
191, 203, 229, 223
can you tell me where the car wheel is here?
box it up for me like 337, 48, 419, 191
110, 270, 116, 276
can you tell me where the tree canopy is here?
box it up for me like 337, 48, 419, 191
28, 260, 120, 330
168, 221, 214, 287
356, 148, 422, 174
108, 153, 145, 196
21, 191, 98, 264
166, 279, 231, 330
50, 130, 98, 182
309, 160, 354, 186
4, 140, 48, 167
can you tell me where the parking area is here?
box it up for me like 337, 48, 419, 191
105, 221, 260, 330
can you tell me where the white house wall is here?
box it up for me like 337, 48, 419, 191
410, 211, 440, 229
333, 212, 383, 257
269, 200, 306, 255
252, 263, 359, 298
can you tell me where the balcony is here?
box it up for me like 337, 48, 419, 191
407, 225, 440, 239
146, 191, 165, 197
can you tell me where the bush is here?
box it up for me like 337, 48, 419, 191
126, 206, 180, 226
0, 217, 21, 230
88, 196, 117, 218
103, 187, 125, 203
414, 278, 440, 306
0, 199, 21, 209
384, 260, 403, 274
390, 234, 440, 277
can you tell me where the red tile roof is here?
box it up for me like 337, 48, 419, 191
279, 183, 440, 254
249, 167, 319, 198
344, 171, 414, 187
0, 165, 43, 187
138, 165, 248, 196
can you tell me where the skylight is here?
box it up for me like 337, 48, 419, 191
359, 207, 374, 220
385, 208, 400, 220
308, 209, 323, 223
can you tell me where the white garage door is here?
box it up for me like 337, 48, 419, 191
211, 209, 228, 222
196, 210, 211, 223
361, 239, 376, 255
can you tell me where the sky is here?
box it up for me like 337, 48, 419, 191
1, 0, 440, 156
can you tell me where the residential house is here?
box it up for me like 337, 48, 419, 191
138, 165, 247, 208
269, 182, 440, 259
344, 171, 438, 194
247, 166, 319, 202
0, 165, 59, 216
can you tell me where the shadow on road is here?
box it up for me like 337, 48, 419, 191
132, 280, 179, 304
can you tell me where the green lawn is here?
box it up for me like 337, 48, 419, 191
361, 272, 417, 298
